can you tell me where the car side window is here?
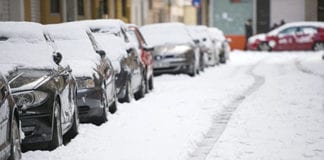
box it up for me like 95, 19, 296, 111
128, 30, 141, 48
279, 27, 297, 35
301, 27, 317, 35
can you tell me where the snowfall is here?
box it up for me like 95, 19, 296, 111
23, 50, 324, 160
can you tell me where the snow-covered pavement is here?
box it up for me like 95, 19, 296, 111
23, 51, 324, 160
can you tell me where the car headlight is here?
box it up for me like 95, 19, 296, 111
77, 78, 95, 89
13, 91, 48, 108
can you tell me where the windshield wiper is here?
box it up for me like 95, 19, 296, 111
8, 72, 24, 85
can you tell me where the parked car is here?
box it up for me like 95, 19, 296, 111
140, 22, 200, 77
209, 27, 231, 64
188, 25, 215, 69
247, 22, 324, 51
82, 19, 146, 102
127, 24, 154, 92
45, 23, 117, 125
0, 22, 79, 150
0, 73, 21, 160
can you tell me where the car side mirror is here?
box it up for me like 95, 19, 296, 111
193, 39, 200, 44
96, 50, 106, 57
53, 52, 63, 65
144, 46, 154, 52
126, 48, 133, 54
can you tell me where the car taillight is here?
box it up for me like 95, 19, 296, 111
318, 28, 324, 33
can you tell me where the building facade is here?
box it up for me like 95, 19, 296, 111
209, 0, 323, 50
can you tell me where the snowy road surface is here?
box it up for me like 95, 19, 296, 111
23, 51, 324, 160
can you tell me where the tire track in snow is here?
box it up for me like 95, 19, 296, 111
295, 60, 324, 80
188, 61, 265, 160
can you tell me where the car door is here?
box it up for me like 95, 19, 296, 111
122, 29, 142, 90
294, 26, 318, 50
0, 76, 10, 149
276, 27, 297, 50
57, 66, 75, 130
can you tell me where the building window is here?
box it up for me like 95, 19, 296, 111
122, 0, 127, 17
50, 0, 60, 14
103, 0, 108, 15
78, 0, 84, 16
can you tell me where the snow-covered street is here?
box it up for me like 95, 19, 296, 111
23, 51, 324, 160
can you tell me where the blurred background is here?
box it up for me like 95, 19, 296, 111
0, 0, 323, 50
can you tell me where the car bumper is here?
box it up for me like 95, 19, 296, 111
21, 112, 52, 145
77, 88, 104, 122
153, 57, 192, 74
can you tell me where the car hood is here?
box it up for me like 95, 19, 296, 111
153, 44, 192, 55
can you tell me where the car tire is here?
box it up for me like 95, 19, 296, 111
219, 53, 226, 64
49, 100, 63, 150
109, 100, 117, 114
148, 76, 154, 90
96, 93, 109, 125
119, 80, 132, 103
65, 107, 79, 139
8, 117, 21, 160
313, 42, 324, 51
258, 42, 272, 51
134, 78, 145, 100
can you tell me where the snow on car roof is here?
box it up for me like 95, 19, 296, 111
268, 21, 324, 36
208, 27, 226, 41
0, 22, 55, 75
44, 23, 101, 77
75, 19, 126, 34
140, 22, 193, 47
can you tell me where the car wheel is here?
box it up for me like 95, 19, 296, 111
97, 93, 109, 125
313, 42, 324, 51
119, 80, 132, 103
134, 78, 145, 100
148, 76, 154, 90
49, 100, 63, 150
219, 53, 226, 64
65, 106, 79, 139
258, 42, 272, 51
109, 100, 117, 114
188, 63, 197, 77
8, 117, 21, 160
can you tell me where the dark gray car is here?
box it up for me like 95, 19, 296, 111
0, 73, 21, 160
0, 22, 79, 151
45, 23, 117, 125
140, 23, 200, 77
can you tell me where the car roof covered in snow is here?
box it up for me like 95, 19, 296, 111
44, 22, 101, 77
140, 22, 194, 47
208, 27, 226, 41
75, 19, 127, 35
268, 21, 324, 36
0, 22, 55, 75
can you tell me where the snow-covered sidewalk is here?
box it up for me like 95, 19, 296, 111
23, 51, 324, 160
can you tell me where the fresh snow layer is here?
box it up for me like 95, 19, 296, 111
22, 51, 324, 160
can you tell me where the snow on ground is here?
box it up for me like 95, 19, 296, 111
23, 50, 324, 160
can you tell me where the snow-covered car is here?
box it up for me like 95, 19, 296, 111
209, 27, 231, 64
0, 73, 21, 160
0, 22, 79, 150
127, 24, 154, 92
140, 22, 200, 77
82, 19, 146, 103
248, 22, 324, 51
45, 23, 117, 125
188, 25, 215, 69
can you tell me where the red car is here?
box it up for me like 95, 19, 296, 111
248, 22, 324, 51
127, 25, 154, 92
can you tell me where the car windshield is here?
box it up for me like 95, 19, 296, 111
7, 68, 53, 88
